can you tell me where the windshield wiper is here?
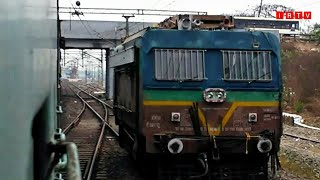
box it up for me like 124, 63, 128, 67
178, 76, 199, 83
248, 72, 271, 84
179, 79, 193, 83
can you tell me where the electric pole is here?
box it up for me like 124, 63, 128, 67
122, 15, 135, 37
100, 49, 103, 87
258, 0, 263, 17
85, 67, 87, 83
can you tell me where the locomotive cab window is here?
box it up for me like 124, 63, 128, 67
222, 50, 272, 81
154, 49, 206, 81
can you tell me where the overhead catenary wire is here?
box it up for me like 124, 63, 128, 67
160, 0, 176, 10
294, 0, 320, 10
59, 7, 207, 14
78, 13, 117, 45
59, 7, 207, 18
66, 0, 117, 45
67, 0, 95, 39
59, 0, 212, 48
62, 1, 207, 40
63, 50, 105, 70
126, 0, 178, 36
79, 7, 108, 39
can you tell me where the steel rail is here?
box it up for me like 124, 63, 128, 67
283, 133, 320, 144
82, 89, 110, 180
63, 81, 118, 180
84, 123, 106, 180
67, 83, 110, 180
82, 84, 100, 94
70, 83, 118, 136
60, 81, 86, 134
74, 90, 103, 180
76, 85, 110, 180
84, 90, 110, 180
85, 83, 105, 92
64, 82, 102, 179
62, 87, 86, 134
76, 84, 113, 109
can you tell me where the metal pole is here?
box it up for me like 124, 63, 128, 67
82, 49, 84, 67
114, 27, 117, 45
101, 49, 103, 87
94, 66, 96, 82
91, 65, 93, 81
93, 65, 94, 82
105, 49, 110, 100
258, 0, 263, 17
85, 67, 87, 83
122, 15, 135, 37
97, 66, 99, 84
57, 1, 61, 128
125, 17, 129, 37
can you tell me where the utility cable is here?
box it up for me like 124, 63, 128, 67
294, 0, 320, 10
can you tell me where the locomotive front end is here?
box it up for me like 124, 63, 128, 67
145, 89, 280, 156
141, 29, 282, 178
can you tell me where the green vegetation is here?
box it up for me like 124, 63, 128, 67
281, 50, 298, 62
281, 42, 320, 116
279, 150, 320, 180
294, 101, 304, 113
312, 23, 320, 44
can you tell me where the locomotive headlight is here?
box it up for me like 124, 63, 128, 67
206, 92, 214, 99
203, 88, 226, 103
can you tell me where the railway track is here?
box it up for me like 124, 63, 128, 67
59, 81, 119, 179
86, 83, 104, 91
80, 83, 105, 95
283, 133, 320, 144
59, 82, 85, 130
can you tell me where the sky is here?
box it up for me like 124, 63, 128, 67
59, 0, 320, 26
60, 0, 320, 81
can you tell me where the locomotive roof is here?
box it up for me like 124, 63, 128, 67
121, 28, 280, 54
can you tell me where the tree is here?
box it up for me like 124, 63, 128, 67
312, 23, 320, 45
229, 3, 294, 18
253, 4, 294, 18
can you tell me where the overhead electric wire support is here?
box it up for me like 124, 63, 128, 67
122, 15, 135, 37
59, 7, 207, 16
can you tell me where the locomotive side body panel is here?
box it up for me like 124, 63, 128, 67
0, 0, 58, 179
114, 64, 138, 130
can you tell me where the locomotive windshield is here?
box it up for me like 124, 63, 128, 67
222, 50, 272, 81
154, 49, 273, 83
154, 49, 206, 81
